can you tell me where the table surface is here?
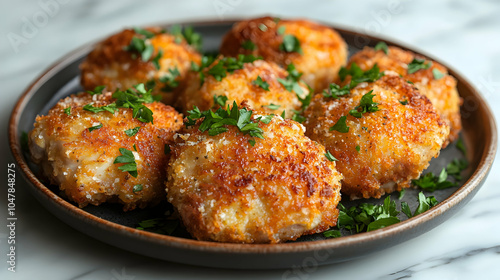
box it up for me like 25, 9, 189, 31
2, 0, 500, 279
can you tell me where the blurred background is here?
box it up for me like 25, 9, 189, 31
2, 0, 500, 279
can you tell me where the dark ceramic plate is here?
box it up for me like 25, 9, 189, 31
8, 19, 497, 269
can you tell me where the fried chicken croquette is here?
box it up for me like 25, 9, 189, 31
166, 112, 342, 243
220, 17, 348, 91
343, 46, 461, 145
29, 91, 183, 210
177, 58, 309, 118
80, 27, 201, 105
304, 76, 449, 199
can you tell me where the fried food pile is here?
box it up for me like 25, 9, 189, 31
29, 18, 461, 243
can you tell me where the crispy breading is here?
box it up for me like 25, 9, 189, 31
220, 17, 348, 92
343, 46, 461, 146
304, 76, 449, 199
80, 28, 201, 106
177, 59, 309, 118
29, 91, 183, 210
166, 114, 342, 243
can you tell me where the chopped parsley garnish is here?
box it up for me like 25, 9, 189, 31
278, 63, 304, 95
133, 27, 155, 39
292, 112, 306, 123
355, 145, 360, 152
264, 103, 281, 110
151, 50, 163, 70
323, 83, 350, 99
407, 58, 432, 74
87, 85, 105, 95
407, 80, 414, 84
84, 84, 159, 124
63, 107, 71, 116
329, 116, 349, 133
281, 110, 286, 118
133, 184, 143, 193
412, 158, 469, 192
349, 91, 380, 118
159, 67, 180, 92
324, 193, 439, 237
125, 127, 141, 137
258, 23, 268, 31
248, 139, 256, 146
114, 147, 138, 177
83, 103, 117, 114
374, 41, 389, 54
322, 229, 341, 238
170, 25, 202, 50
277, 25, 286, 35
339, 63, 385, 89
456, 137, 467, 155
213, 95, 228, 107
124, 28, 162, 67
399, 189, 406, 200
402, 192, 439, 218
399, 100, 409, 105
136, 217, 179, 235
88, 123, 103, 132
432, 68, 445, 80
253, 76, 270, 91
242, 40, 256, 50
279, 34, 302, 54
204, 54, 261, 82
185, 101, 270, 141
325, 151, 338, 162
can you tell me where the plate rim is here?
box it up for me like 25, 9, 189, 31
8, 19, 498, 255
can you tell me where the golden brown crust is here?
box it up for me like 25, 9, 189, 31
29, 91, 183, 210
343, 46, 461, 146
177, 59, 309, 117
304, 76, 449, 199
220, 17, 348, 91
80, 27, 201, 106
166, 115, 342, 243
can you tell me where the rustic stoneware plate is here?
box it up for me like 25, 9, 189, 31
8, 19, 497, 269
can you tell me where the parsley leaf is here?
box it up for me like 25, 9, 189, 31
264, 103, 281, 110
456, 137, 467, 156
88, 123, 102, 132
279, 34, 302, 54
277, 25, 286, 35
325, 151, 338, 162
159, 67, 180, 92
213, 95, 228, 107
114, 147, 138, 177
133, 27, 155, 39
186, 101, 271, 142
432, 68, 445, 80
242, 40, 256, 50
329, 116, 349, 133
413, 192, 439, 216
374, 41, 389, 54
87, 85, 105, 95
349, 91, 380, 118
446, 159, 468, 180
136, 217, 179, 235
133, 184, 143, 193
355, 145, 360, 152
248, 139, 256, 146
407, 58, 432, 74
258, 23, 268, 31
83, 103, 117, 114
205, 54, 261, 82
125, 126, 141, 137
278, 63, 304, 95
339, 63, 385, 88
151, 50, 163, 70
170, 25, 202, 51
63, 107, 71, 116
399, 100, 409, 105
253, 76, 270, 91
323, 229, 341, 238
412, 168, 456, 191
323, 83, 350, 99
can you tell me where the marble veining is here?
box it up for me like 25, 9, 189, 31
1, 0, 500, 279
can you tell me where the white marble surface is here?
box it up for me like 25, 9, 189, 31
1, 0, 500, 279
